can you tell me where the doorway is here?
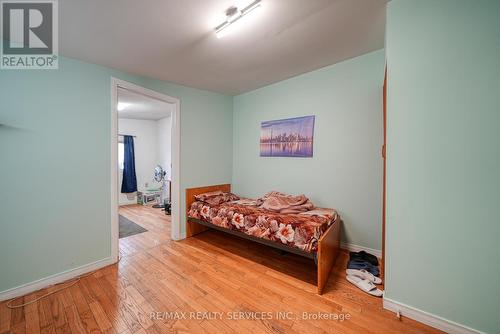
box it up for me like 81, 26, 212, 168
110, 78, 181, 262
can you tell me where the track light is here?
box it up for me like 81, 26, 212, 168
215, 0, 262, 38
117, 102, 130, 111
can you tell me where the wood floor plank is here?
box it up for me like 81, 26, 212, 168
78, 309, 101, 334
0, 205, 442, 334
10, 297, 24, 328
89, 301, 113, 332
10, 320, 26, 334
64, 305, 86, 334
48, 294, 67, 330
0, 300, 12, 333
40, 324, 56, 334
25, 294, 41, 334
93, 289, 130, 333
38, 290, 55, 329
54, 323, 71, 334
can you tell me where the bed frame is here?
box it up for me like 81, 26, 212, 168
186, 184, 341, 294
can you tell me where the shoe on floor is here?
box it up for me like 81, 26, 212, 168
346, 269, 382, 284
349, 250, 379, 266
346, 275, 383, 297
347, 260, 380, 276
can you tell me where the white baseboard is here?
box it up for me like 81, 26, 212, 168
119, 199, 137, 206
383, 298, 481, 334
174, 231, 186, 241
0, 257, 116, 302
341, 242, 382, 258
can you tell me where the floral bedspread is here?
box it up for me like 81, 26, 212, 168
188, 201, 338, 253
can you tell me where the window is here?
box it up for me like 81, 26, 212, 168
118, 142, 124, 170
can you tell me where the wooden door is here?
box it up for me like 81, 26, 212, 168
382, 68, 387, 275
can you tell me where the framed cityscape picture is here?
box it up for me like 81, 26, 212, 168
260, 115, 315, 157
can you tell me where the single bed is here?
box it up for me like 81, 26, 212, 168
186, 184, 341, 294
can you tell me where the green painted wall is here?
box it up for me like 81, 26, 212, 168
233, 50, 385, 250
385, 1, 500, 332
0, 57, 233, 292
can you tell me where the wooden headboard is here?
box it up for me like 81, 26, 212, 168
185, 184, 231, 237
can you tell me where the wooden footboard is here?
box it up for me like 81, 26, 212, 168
317, 218, 342, 294
185, 184, 231, 237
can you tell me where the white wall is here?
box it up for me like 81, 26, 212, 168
118, 116, 172, 205
118, 118, 159, 205
157, 116, 172, 201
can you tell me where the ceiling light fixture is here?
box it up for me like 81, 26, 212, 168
215, 0, 262, 38
117, 102, 130, 111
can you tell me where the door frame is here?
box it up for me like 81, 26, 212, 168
382, 67, 387, 275
110, 77, 181, 262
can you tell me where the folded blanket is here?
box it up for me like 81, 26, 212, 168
258, 191, 315, 214
299, 208, 337, 219
231, 198, 260, 206
194, 191, 239, 206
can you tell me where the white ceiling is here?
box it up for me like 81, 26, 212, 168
60, 0, 387, 95
118, 88, 173, 121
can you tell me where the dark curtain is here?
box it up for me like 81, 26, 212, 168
121, 135, 138, 193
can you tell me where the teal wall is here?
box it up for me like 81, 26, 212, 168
233, 50, 385, 250
385, 1, 500, 332
0, 57, 233, 293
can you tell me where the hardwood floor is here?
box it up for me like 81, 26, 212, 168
118, 205, 171, 259
0, 205, 441, 334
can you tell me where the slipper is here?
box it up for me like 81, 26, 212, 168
349, 251, 379, 266
346, 269, 382, 284
346, 275, 383, 297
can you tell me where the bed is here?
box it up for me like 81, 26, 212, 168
186, 184, 341, 294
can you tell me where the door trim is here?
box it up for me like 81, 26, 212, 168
110, 77, 182, 262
